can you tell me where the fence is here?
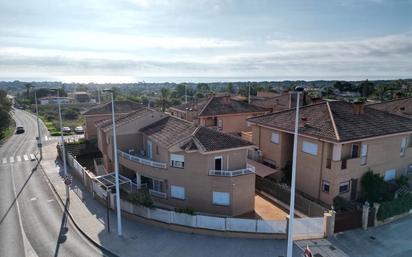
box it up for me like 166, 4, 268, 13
65, 150, 326, 239
256, 176, 327, 217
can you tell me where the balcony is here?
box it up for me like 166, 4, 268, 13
208, 166, 255, 177
149, 189, 167, 199
326, 157, 360, 171
118, 150, 167, 169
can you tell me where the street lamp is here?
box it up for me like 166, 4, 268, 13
50, 88, 69, 200
286, 86, 304, 257
103, 89, 122, 236
27, 84, 43, 159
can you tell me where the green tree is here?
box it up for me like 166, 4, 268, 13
160, 87, 171, 112
359, 80, 375, 98
226, 83, 235, 93
197, 83, 210, 94
0, 90, 12, 136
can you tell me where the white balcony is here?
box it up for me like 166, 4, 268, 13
208, 166, 255, 177
149, 189, 167, 199
118, 150, 167, 169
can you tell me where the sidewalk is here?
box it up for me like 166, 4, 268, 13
40, 143, 305, 257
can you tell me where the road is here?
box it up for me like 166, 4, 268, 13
0, 109, 113, 257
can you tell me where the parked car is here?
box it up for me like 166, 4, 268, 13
62, 127, 71, 133
16, 126, 25, 134
74, 126, 84, 134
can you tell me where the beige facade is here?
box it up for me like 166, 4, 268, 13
84, 114, 112, 139
96, 112, 255, 216
199, 112, 264, 134
251, 124, 412, 206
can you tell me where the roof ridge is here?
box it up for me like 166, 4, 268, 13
367, 96, 412, 106
326, 101, 341, 141
197, 96, 215, 116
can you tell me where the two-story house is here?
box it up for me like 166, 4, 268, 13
248, 101, 412, 205
368, 96, 412, 119
95, 109, 256, 216
169, 95, 268, 135
83, 100, 144, 140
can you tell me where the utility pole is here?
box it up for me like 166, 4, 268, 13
185, 84, 187, 104
248, 82, 251, 104
103, 89, 122, 236
286, 86, 304, 257
34, 89, 43, 159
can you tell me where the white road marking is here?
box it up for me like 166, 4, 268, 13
44, 136, 48, 141
29, 154, 35, 161
30, 197, 37, 201
23, 155, 29, 161
10, 156, 14, 163
47, 199, 54, 202
2, 158, 6, 164
16, 156, 22, 162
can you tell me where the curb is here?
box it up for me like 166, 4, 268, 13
38, 157, 119, 257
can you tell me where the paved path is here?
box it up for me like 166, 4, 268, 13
41, 142, 305, 257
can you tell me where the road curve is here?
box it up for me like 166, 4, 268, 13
0, 109, 113, 257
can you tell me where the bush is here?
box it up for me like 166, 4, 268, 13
333, 196, 356, 212
175, 206, 195, 215
128, 189, 154, 208
361, 170, 394, 203
396, 175, 409, 187
281, 162, 292, 185
377, 194, 412, 221
50, 132, 61, 136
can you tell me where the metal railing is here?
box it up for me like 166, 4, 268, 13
208, 166, 255, 177
149, 189, 167, 199
118, 150, 167, 169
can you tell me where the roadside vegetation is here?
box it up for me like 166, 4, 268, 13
0, 90, 13, 141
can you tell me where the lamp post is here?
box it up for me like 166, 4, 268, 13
51, 88, 69, 200
103, 89, 122, 236
286, 86, 304, 257
28, 84, 43, 159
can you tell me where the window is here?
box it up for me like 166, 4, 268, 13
171, 185, 185, 200
153, 179, 163, 192
401, 137, 407, 157
302, 141, 318, 156
141, 176, 165, 193
351, 144, 359, 158
384, 169, 396, 182
360, 144, 368, 165
212, 192, 230, 206
214, 156, 223, 170
147, 140, 153, 159
407, 164, 412, 174
170, 154, 185, 168
217, 119, 223, 129
339, 181, 350, 194
271, 132, 280, 144
322, 181, 330, 193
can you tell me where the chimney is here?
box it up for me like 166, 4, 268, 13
394, 92, 402, 99
353, 100, 365, 115
223, 95, 231, 103
281, 90, 289, 96
299, 117, 308, 128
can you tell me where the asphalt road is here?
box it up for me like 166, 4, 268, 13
0, 109, 113, 257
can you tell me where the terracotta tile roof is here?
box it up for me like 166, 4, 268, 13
198, 96, 268, 117
99, 108, 158, 132
367, 97, 412, 119
250, 93, 297, 110
140, 115, 252, 152
83, 100, 144, 115
169, 98, 209, 112
248, 101, 412, 142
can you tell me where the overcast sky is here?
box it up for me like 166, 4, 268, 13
0, 0, 411, 83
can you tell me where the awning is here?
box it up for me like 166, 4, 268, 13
95, 172, 132, 190
247, 159, 280, 178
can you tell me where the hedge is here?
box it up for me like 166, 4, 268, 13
377, 194, 412, 221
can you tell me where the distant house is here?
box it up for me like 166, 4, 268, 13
71, 91, 91, 103
368, 96, 412, 119
82, 100, 144, 140
95, 109, 255, 216
248, 101, 412, 205
250, 91, 322, 113
169, 95, 269, 134
39, 96, 71, 105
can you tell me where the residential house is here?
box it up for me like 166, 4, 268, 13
83, 100, 144, 140
39, 96, 71, 105
248, 101, 412, 205
368, 96, 412, 119
169, 95, 268, 135
95, 110, 256, 216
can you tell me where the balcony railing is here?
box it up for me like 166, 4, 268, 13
118, 150, 167, 169
149, 189, 167, 199
208, 166, 255, 177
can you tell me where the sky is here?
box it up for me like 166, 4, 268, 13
0, 0, 411, 83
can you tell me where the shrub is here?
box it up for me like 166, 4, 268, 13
377, 194, 412, 221
361, 170, 394, 203
333, 196, 356, 212
175, 206, 195, 215
281, 162, 292, 185
128, 189, 154, 208
50, 132, 61, 136
396, 175, 409, 187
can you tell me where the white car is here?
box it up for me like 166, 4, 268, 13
74, 126, 84, 134
62, 127, 71, 133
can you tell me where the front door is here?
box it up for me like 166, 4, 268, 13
350, 179, 358, 201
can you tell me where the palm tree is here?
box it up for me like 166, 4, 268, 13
25, 83, 31, 100
160, 87, 171, 112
